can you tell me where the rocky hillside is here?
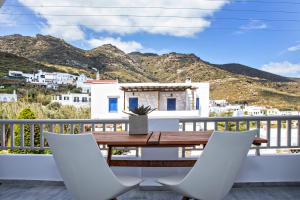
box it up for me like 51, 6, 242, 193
215, 63, 290, 82
0, 34, 299, 110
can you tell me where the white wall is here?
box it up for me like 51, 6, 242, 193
91, 82, 210, 118
159, 92, 186, 111
91, 83, 123, 119
125, 91, 158, 110
1, 153, 300, 183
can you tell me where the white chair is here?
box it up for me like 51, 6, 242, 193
157, 129, 257, 200
45, 132, 142, 200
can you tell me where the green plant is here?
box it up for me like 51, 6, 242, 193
123, 105, 156, 116
9, 108, 47, 154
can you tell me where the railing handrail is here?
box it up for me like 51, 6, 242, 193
0, 115, 299, 123
0, 119, 129, 123
179, 115, 300, 121
1, 115, 299, 156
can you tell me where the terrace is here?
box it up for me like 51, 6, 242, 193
0, 115, 300, 199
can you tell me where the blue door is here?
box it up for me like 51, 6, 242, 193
129, 97, 138, 111
167, 98, 176, 111
108, 98, 118, 112
196, 97, 200, 110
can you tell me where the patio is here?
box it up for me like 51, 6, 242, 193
1, 181, 300, 200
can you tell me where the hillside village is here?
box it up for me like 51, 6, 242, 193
1, 69, 299, 117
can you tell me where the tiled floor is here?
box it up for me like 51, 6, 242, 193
1, 181, 300, 200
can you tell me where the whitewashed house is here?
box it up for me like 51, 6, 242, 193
0, 90, 17, 102
76, 74, 92, 93
52, 93, 91, 107
8, 70, 93, 89
89, 79, 209, 119
244, 106, 266, 116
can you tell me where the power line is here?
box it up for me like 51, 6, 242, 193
1, 12, 300, 22
3, 0, 300, 6
0, 23, 299, 32
3, 4, 300, 11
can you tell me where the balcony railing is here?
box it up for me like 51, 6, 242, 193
0, 116, 299, 157
180, 115, 300, 156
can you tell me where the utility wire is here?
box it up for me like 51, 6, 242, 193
0, 23, 299, 32
1, 13, 299, 22
3, 4, 300, 11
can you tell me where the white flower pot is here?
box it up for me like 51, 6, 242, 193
129, 115, 148, 135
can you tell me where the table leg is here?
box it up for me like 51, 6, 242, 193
107, 146, 113, 166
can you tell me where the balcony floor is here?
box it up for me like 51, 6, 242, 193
0, 181, 300, 200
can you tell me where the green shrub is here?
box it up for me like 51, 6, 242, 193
10, 108, 47, 154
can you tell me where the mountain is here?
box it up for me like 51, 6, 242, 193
0, 34, 299, 110
214, 63, 290, 82
0, 34, 153, 82
0, 51, 61, 77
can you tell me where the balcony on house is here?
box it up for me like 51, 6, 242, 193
0, 115, 300, 199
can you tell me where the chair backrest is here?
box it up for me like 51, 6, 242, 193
45, 133, 124, 200
179, 129, 257, 200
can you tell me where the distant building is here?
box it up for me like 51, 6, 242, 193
8, 70, 94, 90
89, 79, 210, 119
0, 90, 17, 102
209, 100, 243, 116
76, 74, 92, 93
52, 93, 91, 107
210, 100, 228, 107
244, 106, 266, 116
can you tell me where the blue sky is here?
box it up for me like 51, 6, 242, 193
0, 0, 300, 77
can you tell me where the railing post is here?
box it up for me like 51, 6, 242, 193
287, 120, 292, 147
40, 123, 44, 149
20, 123, 24, 149
1, 123, 5, 149
267, 120, 271, 148
10, 123, 14, 150
30, 124, 34, 149
277, 120, 281, 147
255, 120, 261, 156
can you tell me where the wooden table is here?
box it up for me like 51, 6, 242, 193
93, 131, 268, 167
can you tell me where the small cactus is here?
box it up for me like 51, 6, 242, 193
123, 105, 156, 116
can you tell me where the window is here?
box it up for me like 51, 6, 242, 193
129, 97, 138, 111
82, 97, 88, 102
58, 95, 62, 100
109, 98, 118, 112
64, 96, 69, 100
167, 98, 176, 111
196, 97, 200, 110
73, 97, 80, 102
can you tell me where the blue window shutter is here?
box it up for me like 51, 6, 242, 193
196, 98, 200, 110
129, 97, 138, 111
109, 98, 118, 112
167, 98, 176, 111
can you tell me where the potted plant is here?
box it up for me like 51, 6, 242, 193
124, 105, 156, 135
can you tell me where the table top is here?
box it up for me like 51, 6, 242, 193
93, 131, 268, 147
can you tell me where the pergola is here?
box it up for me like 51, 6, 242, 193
120, 85, 198, 110
120, 85, 196, 92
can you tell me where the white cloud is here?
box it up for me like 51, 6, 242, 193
236, 20, 267, 34
261, 61, 300, 77
287, 42, 300, 52
18, 0, 230, 40
88, 37, 143, 53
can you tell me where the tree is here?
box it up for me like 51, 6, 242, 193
10, 108, 46, 154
